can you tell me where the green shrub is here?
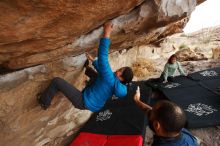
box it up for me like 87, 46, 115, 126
179, 44, 188, 49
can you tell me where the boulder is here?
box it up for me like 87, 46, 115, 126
175, 48, 208, 61
0, 0, 200, 69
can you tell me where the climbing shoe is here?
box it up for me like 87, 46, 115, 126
37, 93, 48, 110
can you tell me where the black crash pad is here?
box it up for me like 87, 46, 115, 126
158, 71, 220, 128
81, 81, 151, 136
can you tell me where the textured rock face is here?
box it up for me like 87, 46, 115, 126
175, 48, 207, 61
0, 54, 93, 146
212, 48, 220, 59
0, 0, 199, 69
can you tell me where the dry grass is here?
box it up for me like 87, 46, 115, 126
132, 58, 158, 78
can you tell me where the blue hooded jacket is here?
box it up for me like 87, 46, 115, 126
83, 38, 127, 112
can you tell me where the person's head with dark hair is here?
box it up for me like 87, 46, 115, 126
168, 54, 177, 64
115, 67, 133, 84
148, 100, 186, 137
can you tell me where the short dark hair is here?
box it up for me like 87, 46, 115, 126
168, 54, 177, 64
121, 67, 133, 84
154, 100, 186, 133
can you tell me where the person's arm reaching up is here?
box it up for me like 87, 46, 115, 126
103, 22, 112, 38
97, 22, 114, 79
134, 86, 152, 113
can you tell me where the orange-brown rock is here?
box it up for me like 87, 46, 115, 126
0, 0, 202, 69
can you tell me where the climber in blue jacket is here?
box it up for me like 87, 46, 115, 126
38, 22, 134, 112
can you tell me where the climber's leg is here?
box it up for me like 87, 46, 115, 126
39, 77, 85, 109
